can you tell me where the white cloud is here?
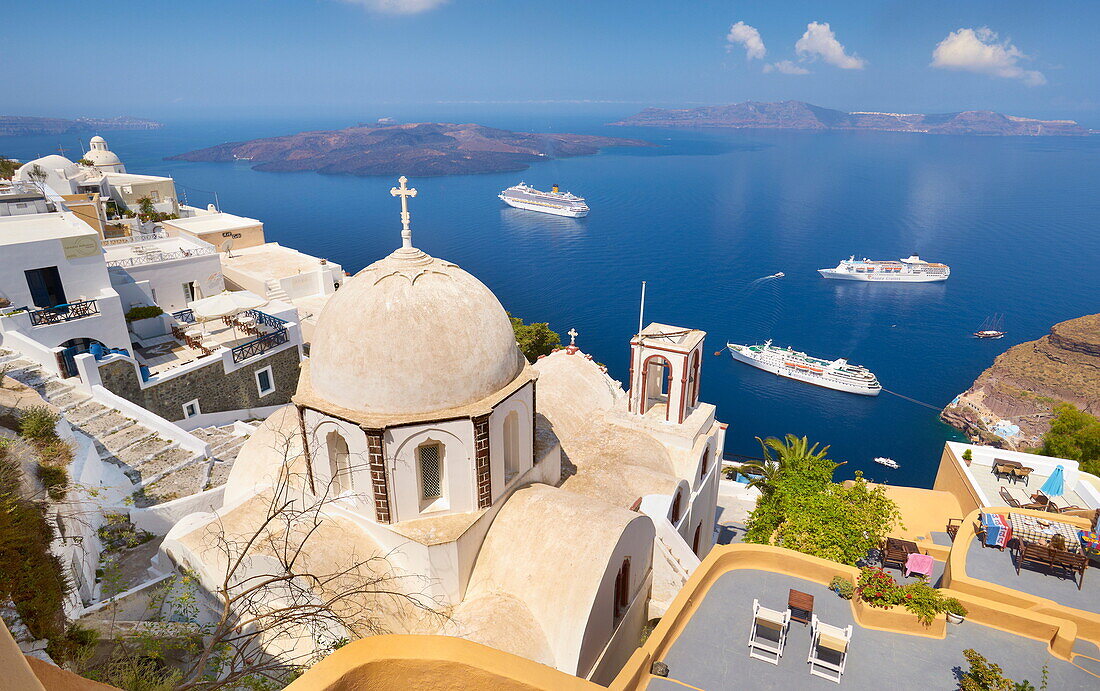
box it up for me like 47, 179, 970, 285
726, 21, 766, 60
763, 60, 810, 75
795, 21, 866, 70
337, 0, 448, 14
931, 27, 1045, 86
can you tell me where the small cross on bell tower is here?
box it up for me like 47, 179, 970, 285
390, 176, 418, 250
568, 328, 578, 346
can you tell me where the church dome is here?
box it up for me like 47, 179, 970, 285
85, 148, 121, 166
308, 245, 526, 415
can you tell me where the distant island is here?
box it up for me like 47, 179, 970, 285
169, 122, 651, 176
611, 101, 1091, 136
941, 314, 1100, 450
0, 115, 163, 137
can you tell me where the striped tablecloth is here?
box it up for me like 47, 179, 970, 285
982, 513, 1012, 548
1008, 513, 1080, 552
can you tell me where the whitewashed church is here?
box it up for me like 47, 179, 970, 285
164, 178, 724, 683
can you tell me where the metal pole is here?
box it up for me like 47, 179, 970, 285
638, 280, 646, 336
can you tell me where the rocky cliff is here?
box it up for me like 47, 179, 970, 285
941, 314, 1100, 449
0, 115, 162, 136
170, 122, 650, 176
611, 101, 1091, 137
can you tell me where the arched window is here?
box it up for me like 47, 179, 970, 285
692, 523, 702, 555
503, 410, 521, 481
613, 558, 631, 623
689, 349, 701, 406
700, 446, 710, 479
670, 492, 682, 525
326, 431, 351, 495
418, 441, 443, 502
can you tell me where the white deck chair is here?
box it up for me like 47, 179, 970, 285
808, 614, 852, 683
748, 599, 790, 664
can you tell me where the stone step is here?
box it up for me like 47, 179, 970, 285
80, 411, 132, 439
67, 400, 112, 425
115, 437, 176, 469
49, 388, 91, 410
99, 425, 158, 454
206, 459, 233, 489
43, 379, 73, 398
210, 436, 246, 457
142, 460, 209, 504
136, 446, 196, 477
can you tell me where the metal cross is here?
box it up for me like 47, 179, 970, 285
390, 176, 418, 249
568, 328, 578, 346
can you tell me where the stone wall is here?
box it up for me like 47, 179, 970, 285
99, 348, 300, 422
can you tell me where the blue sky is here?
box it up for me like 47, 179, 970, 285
5, 0, 1098, 123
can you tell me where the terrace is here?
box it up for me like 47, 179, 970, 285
964, 534, 1098, 615
646, 564, 1097, 690
133, 309, 289, 376
103, 230, 216, 268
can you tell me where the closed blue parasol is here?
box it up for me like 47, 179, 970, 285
1040, 465, 1065, 498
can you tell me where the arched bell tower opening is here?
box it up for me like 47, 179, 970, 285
628, 323, 707, 424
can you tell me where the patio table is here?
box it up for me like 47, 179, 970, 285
1009, 513, 1080, 552
905, 552, 935, 579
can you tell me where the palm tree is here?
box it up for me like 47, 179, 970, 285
740, 434, 841, 495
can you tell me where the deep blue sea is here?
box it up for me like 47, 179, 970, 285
5, 110, 1099, 488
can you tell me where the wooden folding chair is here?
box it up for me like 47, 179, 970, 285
748, 599, 790, 665
808, 614, 852, 683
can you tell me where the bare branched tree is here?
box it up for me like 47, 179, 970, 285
97, 418, 447, 690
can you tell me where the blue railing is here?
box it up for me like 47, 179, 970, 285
29, 299, 100, 326
243, 309, 287, 329
172, 308, 196, 323
231, 329, 289, 364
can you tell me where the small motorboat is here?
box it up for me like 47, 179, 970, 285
771, 272, 785, 278
974, 330, 1006, 339
873, 457, 899, 469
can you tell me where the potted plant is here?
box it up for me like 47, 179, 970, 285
829, 576, 854, 600
944, 598, 968, 624
962, 448, 973, 466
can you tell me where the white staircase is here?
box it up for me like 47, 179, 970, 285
0, 348, 205, 504
264, 278, 291, 303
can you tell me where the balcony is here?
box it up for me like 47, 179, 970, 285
28, 299, 100, 326
103, 234, 216, 269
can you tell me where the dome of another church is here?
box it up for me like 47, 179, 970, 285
308, 246, 526, 415
85, 148, 121, 166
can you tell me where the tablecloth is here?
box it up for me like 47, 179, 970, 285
905, 552, 935, 578
1008, 513, 1079, 552
982, 513, 1012, 548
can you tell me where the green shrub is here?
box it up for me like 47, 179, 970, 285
37, 462, 69, 500
829, 576, 854, 600
125, 305, 164, 322
943, 597, 968, 617
509, 313, 561, 362
38, 440, 73, 466
962, 448, 973, 461
856, 567, 961, 625
18, 405, 60, 442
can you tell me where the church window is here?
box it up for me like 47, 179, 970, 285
692, 523, 702, 555
326, 431, 352, 495
613, 558, 631, 623
503, 410, 521, 482
419, 442, 442, 501
700, 446, 710, 478
671, 492, 682, 525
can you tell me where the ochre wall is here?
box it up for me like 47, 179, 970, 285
932, 444, 984, 516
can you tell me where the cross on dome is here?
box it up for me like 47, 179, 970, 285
568, 328, 578, 346
390, 176, 418, 250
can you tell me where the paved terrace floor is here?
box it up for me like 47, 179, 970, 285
647, 570, 1096, 690
971, 464, 1087, 510
965, 537, 1098, 615
134, 322, 264, 375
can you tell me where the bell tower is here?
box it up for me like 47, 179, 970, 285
628, 323, 706, 424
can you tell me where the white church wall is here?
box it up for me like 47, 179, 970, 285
574, 514, 655, 679
487, 382, 534, 503
304, 413, 372, 509
587, 569, 653, 685
387, 420, 475, 521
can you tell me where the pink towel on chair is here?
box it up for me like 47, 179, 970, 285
905, 552, 934, 578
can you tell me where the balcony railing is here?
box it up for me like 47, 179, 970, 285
172, 308, 196, 324
231, 328, 289, 364
242, 309, 288, 329
106, 246, 216, 268
101, 229, 169, 246
29, 299, 100, 326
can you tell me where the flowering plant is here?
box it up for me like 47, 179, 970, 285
855, 566, 963, 625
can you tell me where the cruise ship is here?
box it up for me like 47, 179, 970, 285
727, 340, 882, 396
818, 255, 950, 282
498, 183, 589, 218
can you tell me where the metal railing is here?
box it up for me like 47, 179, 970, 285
106, 246, 215, 268
231, 328, 289, 364
171, 308, 195, 323
242, 309, 288, 329
29, 299, 100, 326
101, 229, 169, 246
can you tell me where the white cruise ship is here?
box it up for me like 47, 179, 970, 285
727, 340, 882, 396
818, 255, 950, 282
498, 183, 589, 217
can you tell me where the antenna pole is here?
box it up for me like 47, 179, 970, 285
638, 280, 646, 336
214, 192, 220, 212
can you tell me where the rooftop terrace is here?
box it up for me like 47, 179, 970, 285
648, 568, 1096, 690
